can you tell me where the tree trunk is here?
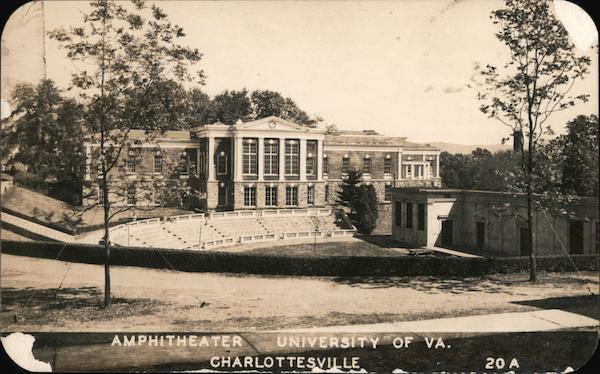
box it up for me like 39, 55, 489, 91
527, 115, 537, 282
103, 191, 111, 308
526, 184, 537, 282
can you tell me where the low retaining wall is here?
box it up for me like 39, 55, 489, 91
2, 240, 597, 277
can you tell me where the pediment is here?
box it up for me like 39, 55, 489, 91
236, 116, 308, 132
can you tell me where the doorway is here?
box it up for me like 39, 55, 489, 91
569, 220, 584, 254
519, 227, 530, 256
217, 184, 228, 207
476, 222, 485, 249
441, 219, 453, 246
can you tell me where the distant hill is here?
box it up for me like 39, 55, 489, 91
429, 142, 511, 154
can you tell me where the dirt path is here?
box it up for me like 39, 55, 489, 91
1, 254, 597, 332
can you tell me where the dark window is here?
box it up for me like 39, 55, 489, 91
363, 157, 372, 174
395, 201, 402, 227
217, 154, 227, 175
342, 157, 349, 174
126, 155, 136, 173
243, 186, 256, 206
180, 153, 190, 175
307, 185, 315, 205
127, 186, 136, 205
323, 157, 329, 174
264, 140, 279, 175
417, 203, 425, 231
285, 140, 300, 175
265, 186, 277, 206
325, 184, 330, 203
384, 184, 392, 202
285, 186, 298, 206
243, 139, 258, 175
384, 157, 392, 174
406, 202, 413, 229
154, 155, 162, 173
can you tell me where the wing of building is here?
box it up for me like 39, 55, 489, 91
83, 116, 441, 220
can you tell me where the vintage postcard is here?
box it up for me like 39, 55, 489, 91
1, 0, 598, 372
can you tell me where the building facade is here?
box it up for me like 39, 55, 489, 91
391, 188, 600, 255
83, 116, 441, 215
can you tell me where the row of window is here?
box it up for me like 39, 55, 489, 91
394, 201, 425, 231
99, 182, 390, 206
124, 154, 194, 175
243, 185, 317, 207
120, 151, 433, 179
242, 139, 318, 176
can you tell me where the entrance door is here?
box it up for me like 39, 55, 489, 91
476, 222, 485, 249
569, 220, 584, 254
441, 220, 453, 246
519, 227, 530, 256
217, 185, 228, 207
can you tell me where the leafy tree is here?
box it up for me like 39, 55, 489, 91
335, 169, 378, 234
1, 80, 84, 203
133, 79, 191, 130
336, 169, 362, 209
250, 90, 316, 126
50, 0, 203, 307
558, 115, 599, 197
186, 88, 217, 127
476, 0, 591, 281
352, 184, 379, 235
213, 89, 253, 125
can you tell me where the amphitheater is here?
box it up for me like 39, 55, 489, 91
0, 186, 356, 251
108, 208, 356, 250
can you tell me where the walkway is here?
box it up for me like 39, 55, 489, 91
278, 309, 598, 333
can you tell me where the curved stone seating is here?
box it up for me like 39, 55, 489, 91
108, 208, 356, 250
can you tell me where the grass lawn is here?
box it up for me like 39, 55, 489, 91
238, 235, 429, 257
243, 240, 409, 257
2, 186, 192, 231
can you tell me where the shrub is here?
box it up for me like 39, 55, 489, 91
2, 240, 597, 277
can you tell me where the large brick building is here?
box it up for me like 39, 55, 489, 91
83, 116, 441, 226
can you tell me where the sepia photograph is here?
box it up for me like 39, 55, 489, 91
0, 0, 598, 372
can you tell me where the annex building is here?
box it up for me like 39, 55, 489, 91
391, 188, 600, 256
83, 116, 441, 223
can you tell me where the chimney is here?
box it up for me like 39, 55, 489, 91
513, 130, 523, 152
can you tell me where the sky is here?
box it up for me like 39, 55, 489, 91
1, 0, 598, 145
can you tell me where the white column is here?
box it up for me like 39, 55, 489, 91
397, 151, 402, 180
207, 137, 215, 181
300, 139, 307, 181
436, 153, 440, 178
317, 140, 323, 180
234, 136, 243, 182
258, 138, 264, 181
279, 138, 286, 181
